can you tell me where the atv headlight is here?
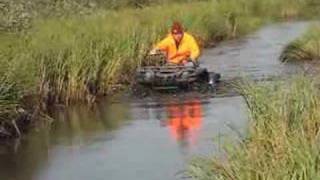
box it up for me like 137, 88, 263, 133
144, 71, 155, 82
181, 71, 189, 79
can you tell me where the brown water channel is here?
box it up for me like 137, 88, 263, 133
0, 22, 310, 180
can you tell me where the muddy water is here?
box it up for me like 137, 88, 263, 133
0, 22, 309, 180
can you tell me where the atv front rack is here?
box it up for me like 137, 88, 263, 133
136, 65, 200, 86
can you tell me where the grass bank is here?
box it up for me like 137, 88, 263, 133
1, 0, 264, 105
189, 76, 320, 179
2, 0, 319, 103
281, 24, 320, 62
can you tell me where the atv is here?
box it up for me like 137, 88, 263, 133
134, 53, 221, 93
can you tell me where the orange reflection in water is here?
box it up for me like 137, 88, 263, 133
166, 100, 202, 146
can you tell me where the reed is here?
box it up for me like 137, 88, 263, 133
0, 76, 21, 136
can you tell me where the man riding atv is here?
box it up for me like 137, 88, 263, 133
150, 22, 200, 67
135, 22, 220, 92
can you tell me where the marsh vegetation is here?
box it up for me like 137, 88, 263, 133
189, 76, 320, 180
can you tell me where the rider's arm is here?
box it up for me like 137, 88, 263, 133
152, 36, 171, 53
188, 35, 200, 61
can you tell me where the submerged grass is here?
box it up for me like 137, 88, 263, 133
2, 0, 320, 105
188, 76, 320, 180
281, 24, 320, 62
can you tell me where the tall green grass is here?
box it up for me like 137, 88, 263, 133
0, 76, 22, 137
189, 76, 320, 180
281, 24, 320, 62
0, 77, 20, 122
0, 1, 261, 103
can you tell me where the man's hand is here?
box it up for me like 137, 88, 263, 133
181, 59, 188, 65
149, 48, 160, 55
181, 58, 199, 67
181, 58, 193, 64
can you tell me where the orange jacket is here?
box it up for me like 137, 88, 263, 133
154, 32, 200, 64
